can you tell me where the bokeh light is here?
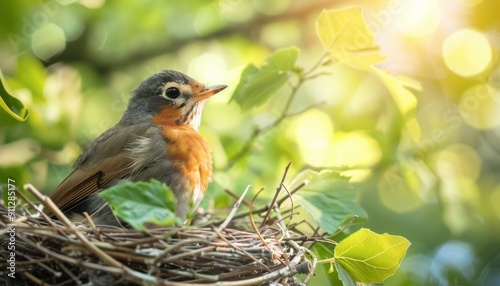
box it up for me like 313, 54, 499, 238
291, 109, 335, 167
434, 144, 481, 234
442, 29, 492, 77
435, 144, 481, 182
431, 241, 476, 284
330, 131, 382, 168
290, 107, 383, 168
188, 52, 227, 84
460, 84, 500, 129
378, 168, 423, 213
31, 23, 66, 60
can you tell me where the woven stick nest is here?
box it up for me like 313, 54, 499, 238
1, 168, 322, 285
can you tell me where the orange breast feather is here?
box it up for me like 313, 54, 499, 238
152, 107, 212, 196
162, 127, 212, 195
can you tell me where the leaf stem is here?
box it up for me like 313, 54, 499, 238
303, 50, 330, 77
226, 61, 329, 169
317, 257, 336, 264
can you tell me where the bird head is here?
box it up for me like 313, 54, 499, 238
121, 70, 227, 130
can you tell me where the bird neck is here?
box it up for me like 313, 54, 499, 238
184, 101, 205, 131
152, 101, 206, 131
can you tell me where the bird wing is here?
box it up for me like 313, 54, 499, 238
49, 123, 153, 213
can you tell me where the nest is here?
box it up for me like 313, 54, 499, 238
0, 168, 321, 285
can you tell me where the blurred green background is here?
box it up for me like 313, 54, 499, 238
1, 0, 500, 285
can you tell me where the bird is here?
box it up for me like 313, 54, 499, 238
49, 70, 227, 226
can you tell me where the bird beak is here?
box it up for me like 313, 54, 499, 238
193, 85, 228, 101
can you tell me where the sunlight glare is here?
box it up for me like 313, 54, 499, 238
395, 0, 441, 37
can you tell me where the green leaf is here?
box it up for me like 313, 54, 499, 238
291, 170, 367, 234
316, 7, 379, 57
316, 7, 420, 141
334, 260, 356, 286
0, 68, 29, 125
99, 180, 179, 230
334, 228, 411, 283
231, 46, 299, 110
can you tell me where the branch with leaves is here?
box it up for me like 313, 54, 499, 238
226, 47, 328, 168
226, 7, 422, 170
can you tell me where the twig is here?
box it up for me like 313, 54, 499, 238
165, 269, 219, 282
260, 162, 292, 228
24, 184, 124, 269
31, 240, 125, 275
226, 48, 332, 169
153, 239, 212, 266
209, 251, 305, 286
58, 263, 80, 284
227, 78, 303, 168
274, 204, 291, 239
303, 254, 317, 284
304, 72, 332, 80
198, 178, 306, 228
20, 272, 48, 286
83, 212, 96, 229
14, 186, 57, 228
284, 101, 325, 118
303, 50, 330, 77
278, 183, 295, 226
213, 227, 271, 272
15, 251, 61, 278
23, 184, 162, 285
248, 187, 271, 252
331, 215, 359, 237
224, 188, 251, 206
249, 188, 290, 269
163, 246, 215, 263
217, 185, 252, 232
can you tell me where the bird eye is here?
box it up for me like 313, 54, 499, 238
165, 87, 181, 99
